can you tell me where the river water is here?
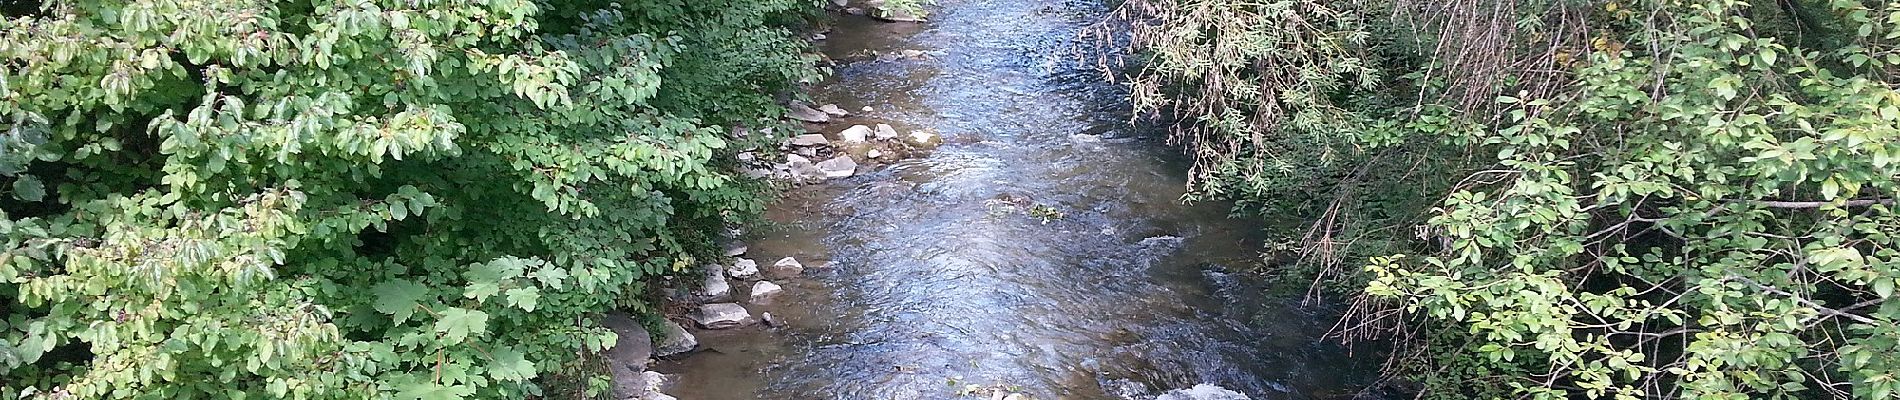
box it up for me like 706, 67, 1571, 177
655, 0, 1380, 398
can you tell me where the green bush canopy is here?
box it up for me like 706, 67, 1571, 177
1118, 0, 1900, 398
0, 0, 814, 398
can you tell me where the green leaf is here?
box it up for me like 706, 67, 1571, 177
11, 175, 44, 202
487, 347, 537, 382
530, 267, 569, 289
396, 382, 474, 400
464, 282, 501, 302
505, 287, 540, 312
373, 280, 431, 325
433, 308, 488, 344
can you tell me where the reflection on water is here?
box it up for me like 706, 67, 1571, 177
658, 1, 1380, 399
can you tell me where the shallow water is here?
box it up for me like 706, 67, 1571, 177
656, 1, 1380, 399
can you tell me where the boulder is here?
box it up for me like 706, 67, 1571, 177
815, 156, 859, 178
693, 267, 731, 302
601, 313, 653, 366
652, 321, 698, 357
791, 133, 830, 147
907, 130, 944, 149
1155, 385, 1251, 400
818, 104, 850, 117
601, 313, 653, 400
727, 258, 760, 280
750, 281, 783, 302
788, 103, 829, 123
770, 257, 807, 277
690, 303, 754, 329
875, 124, 900, 140
840, 125, 874, 142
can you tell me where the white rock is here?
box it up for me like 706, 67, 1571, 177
652, 321, 698, 357
874, 124, 900, 140
695, 267, 730, 301
1155, 384, 1251, 400
770, 257, 807, 277
907, 130, 943, 149
788, 103, 829, 123
791, 133, 830, 146
815, 156, 859, 178
690, 303, 753, 329
840, 125, 874, 142
812, 33, 828, 40
862, 106, 874, 112
819, 104, 850, 117
727, 258, 760, 280
751, 281, 783, 301
868, 149, 884, 159
761, 312, 781, 327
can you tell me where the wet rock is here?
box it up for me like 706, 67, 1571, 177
907, 130, 944, 149
786, 154, 825, 180
727, 258, 759, 280
722, 241, 748, 257
601, 313, 653, 365
769, 257, 807, 277
819, 104, 850, 117
1155, 384, 1250, 400
812, 33, 828, 40
652, 321, 698, 357
844, 7, 866, 15
750, 281, 783, 301
815, 156, 859, 178
692, 267, 731, 302
637, 371, 677, 400
840, 125, 874, 142
875, 123, 900, 140
869, 1, 926, 23
736, 152, 758, 162
1003, 394, 1029, 400
791, 133, 830, 147
761, 312, 782, 327
862, 106, 875, 112
601, 313, 652, 400
690, 303, 754, 329
868, 149, 884, 159
788, 103, 829, 123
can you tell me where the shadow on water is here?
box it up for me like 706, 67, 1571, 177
657, 0, 1384, 399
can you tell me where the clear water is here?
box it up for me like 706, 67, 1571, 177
656, 1, 1381, 399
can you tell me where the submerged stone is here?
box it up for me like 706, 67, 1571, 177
690, 303, 753, 329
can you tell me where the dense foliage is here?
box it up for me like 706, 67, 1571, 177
0, 0, 816, 398
1119, 0, 1900, 398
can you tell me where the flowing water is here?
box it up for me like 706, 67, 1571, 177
656, 1, 1381, 398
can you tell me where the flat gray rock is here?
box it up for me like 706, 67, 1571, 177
788, 103, 829, 123
840, 125, 873, 142
750, 281, 783, 302
815, 156, 859, 178
652, 321, 697, 357
727, 258, 760, 280
690, 303, 753, 329
791, 133, 830, 147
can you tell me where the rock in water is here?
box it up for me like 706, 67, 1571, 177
693, 267, 731, 302
722, 241, 748, 257
816, 156, 859, 178
840, 125, 874, 142
791, 133, 830, 147
750, 281, 783, 302
1155, 384, 1251, 400
761, 312, 781, 327
770, 257, 807, 277
727, 258, 760, 280
875, 123, 900, 140
818, 104, 850, 117
652, 321, 698, 357
690, 303, 753, 329
788, 103, 829, 123
907, 130, 943, 149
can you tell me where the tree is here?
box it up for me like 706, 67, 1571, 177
1117, 0, 1900, 398
0, 0, 815, 398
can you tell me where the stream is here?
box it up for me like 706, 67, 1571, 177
654, 0, 1381, 398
